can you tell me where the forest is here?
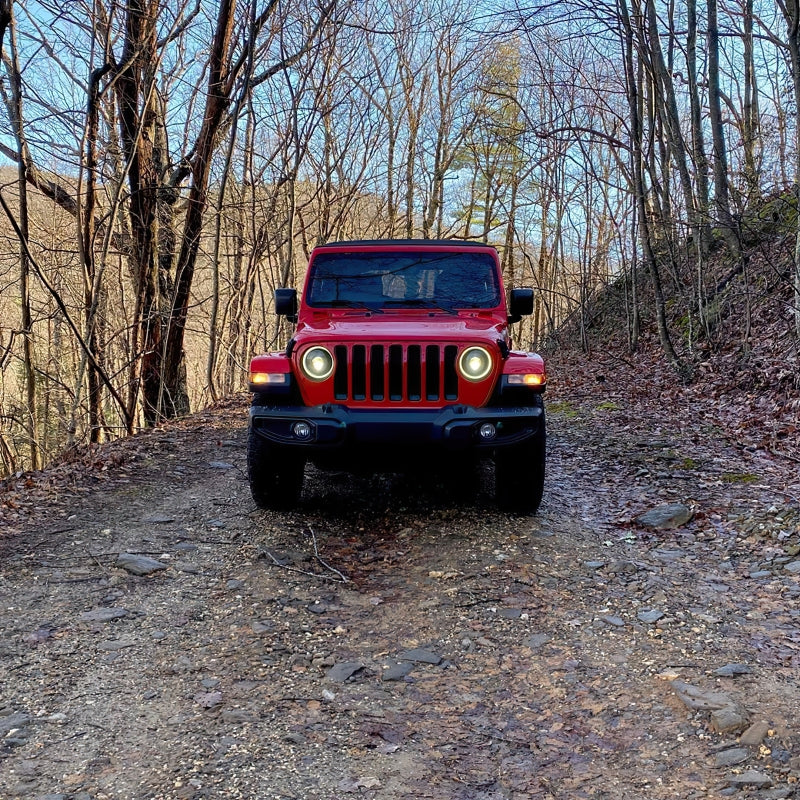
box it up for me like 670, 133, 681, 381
1, 0, 799, 477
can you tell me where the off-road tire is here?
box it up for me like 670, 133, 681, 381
247, 429, 305, 509
495, 433, 546, 515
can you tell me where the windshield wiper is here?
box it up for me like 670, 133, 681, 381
325, 299, 384, 313
381, 299, 457, 314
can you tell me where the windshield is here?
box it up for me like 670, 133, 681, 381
305, 251, 501, 310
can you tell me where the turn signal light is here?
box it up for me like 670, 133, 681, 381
249, 372, 288, 386
506, 373, 545, 386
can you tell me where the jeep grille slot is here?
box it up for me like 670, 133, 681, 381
331, 343, 460, 404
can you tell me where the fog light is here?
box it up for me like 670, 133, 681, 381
292, 421, 313, 440
479, 423, 496, 440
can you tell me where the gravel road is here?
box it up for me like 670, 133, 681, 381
1, 395, 799, 800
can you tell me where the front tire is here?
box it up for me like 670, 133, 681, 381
495, 433, 545, 515
247, 429, 305, 509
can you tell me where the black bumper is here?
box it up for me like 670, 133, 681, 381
249, 402, 544, 453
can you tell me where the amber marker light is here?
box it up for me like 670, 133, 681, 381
507, 373, 545, 386
249, 372, 288, 386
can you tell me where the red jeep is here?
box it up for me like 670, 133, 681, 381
247, 240, 546, 512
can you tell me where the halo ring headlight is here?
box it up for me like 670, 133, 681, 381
301, 346, 335, 381
458, 346, 493, 382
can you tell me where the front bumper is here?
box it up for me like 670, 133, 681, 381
249, 402, 544, 452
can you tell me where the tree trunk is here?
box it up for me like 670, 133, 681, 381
619, 0, 687, 377
0, 1, 40, 470
707, 0, 740, 256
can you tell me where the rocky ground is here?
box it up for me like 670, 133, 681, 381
1, 371, 799, 800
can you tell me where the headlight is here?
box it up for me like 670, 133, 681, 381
458, 346, 493, 381
301, 346, 334, 381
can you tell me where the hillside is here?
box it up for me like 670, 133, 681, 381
1, 244, 800, 797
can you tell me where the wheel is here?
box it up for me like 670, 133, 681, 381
247, 429, 305, 509
495, 433, 545, 514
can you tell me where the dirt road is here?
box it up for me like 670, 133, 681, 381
1, 393, 798, 799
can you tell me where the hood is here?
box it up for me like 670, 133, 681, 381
295, 311, 506, 345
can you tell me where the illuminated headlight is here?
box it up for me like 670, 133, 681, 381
301, 346, 334, 381
458, 346, 493, 381
507, 373, 545, 387
249, 372, 288, 386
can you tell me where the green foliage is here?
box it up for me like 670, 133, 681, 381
739, 190, 798, 246
721, 472, 759, 484
595, 400, 620, 411
548, 400, 579, 419
680, 457, 699, 470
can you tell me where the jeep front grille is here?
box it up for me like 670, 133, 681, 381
333, 343, 459, 403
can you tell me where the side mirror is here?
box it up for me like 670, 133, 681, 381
508, 288, 534, 323
275, 288, 297, 319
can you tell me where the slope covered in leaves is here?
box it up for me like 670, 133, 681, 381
545, 228, 800, 469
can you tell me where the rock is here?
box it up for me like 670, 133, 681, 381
710, 704, 750, 734
525, 633, 551, 650
726, 770, 773, 789
636, 503, 694, 529
670, 681, 733, 711
221, 709, 257, 724
326, 661, 364, 682
80, 607, 128, 622
713, 663, 751, 677
381, 661, 414, 681
739, 720, 771, 746
142, 514, 175, 523
397, 648, 442, 665
601, 615, 625, 627
0, 712, 31, 735
584, 561, 605, 570
98, 638, 136, 651
784, 560, 800, 574
714, 748, 750, 768
116, 553, 168, 576
498, 608, 522, 619
637, 609, 664, 624
194, 691, 223, 709
208, 461, 235, 469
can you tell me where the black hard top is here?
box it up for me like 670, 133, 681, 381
314, 239, 497, 249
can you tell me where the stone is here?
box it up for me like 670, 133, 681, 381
525, 633, 551, 650
221, 709, 257, 724
194, 691, 223, 708
601, 615, 625, 627
208, 461, 235, 469
498, 608, 522, 619
739, 720, 771, 746
726, 770, 773, 789
81, 607, 128, 622
784, 560, 800, 574
636, 503, 694, 530
396, 648, 442, 665
713, 663, 751, 677
670, 681, 733, 711
0, 712, 31, 735
585, 561, 605, 570
710, 704, 749, 734
116, 553, 168, 576
381, 661, 414, 681
714, 748, 749, 768
98, 639, 136, 651
142, 514, 175, 524
637, 609, 664, 624
326, 661, 364, 682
